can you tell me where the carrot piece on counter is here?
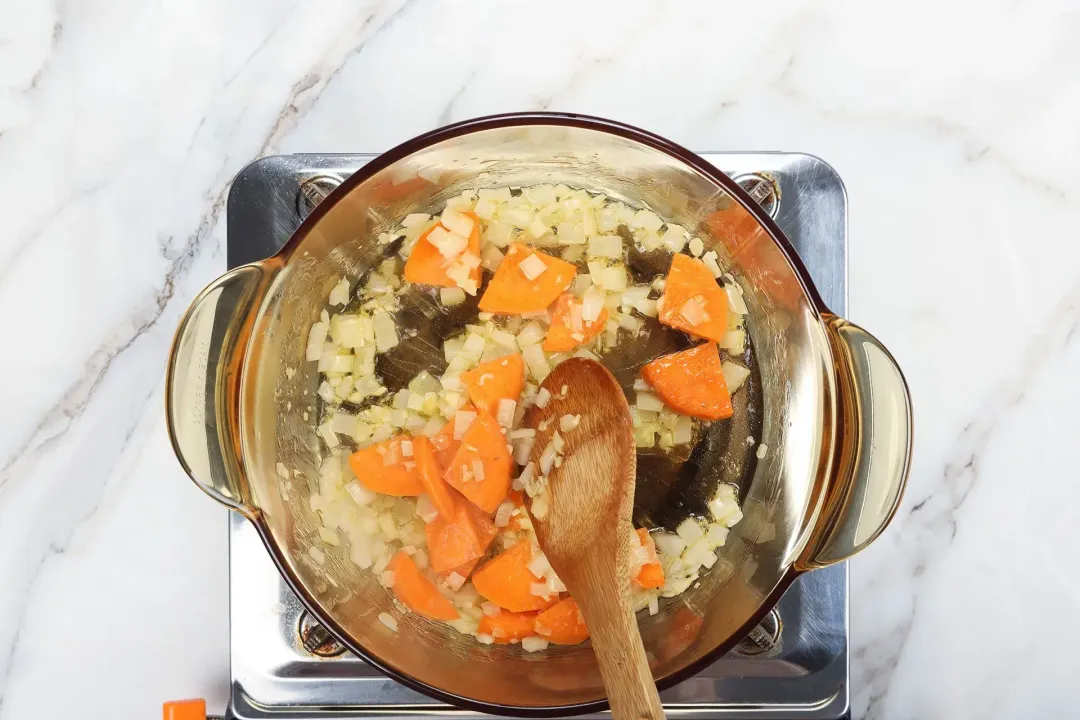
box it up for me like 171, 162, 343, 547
472, 539, 559, 613
534, 597, 589, 645
658, 253, 729, 341
461, 353, 525, 413
478, 609, 540, 644
542, 293, 609, 352
430, 418, 462, 470
412, 436, 458, 519
403, 212, 482, 288
389, 551, 459, 621
348, 437, 425, 496
634, 528, 665, 590
641, 343, 733, 420
425, 496, 489, 573
444, 409, 512, 513
478, 243, 576, 314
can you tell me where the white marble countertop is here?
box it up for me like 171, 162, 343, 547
2, 1, 1078, 718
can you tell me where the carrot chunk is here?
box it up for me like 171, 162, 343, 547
472, 539, 558, 613
389, 551, 459, 621
348, 437, 425, 496
641, 343, 733, 420
478, 609, 539, 644
461, 354, 525, 414
425, 496, 497, 573
403, 212, 482, 289
534, 597, 589, 645
412, 436, 458, 519
445, 410, 512, 513
478, 244, 576, 314
542, 293, 609, 352
658, 253, 729, 341
634, 528, 665, 590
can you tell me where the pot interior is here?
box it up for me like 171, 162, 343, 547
239, 119, 835, 710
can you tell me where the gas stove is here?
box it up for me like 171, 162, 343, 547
223, 152, 850, 720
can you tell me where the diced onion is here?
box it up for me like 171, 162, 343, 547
636, 391, 665, 412
648, 595, 659, 616
496, 399, 517, 428
581, 286, 606, 323
482, 601, 502, 616
441, 208, 475, 237
559, 414, 580, 432
306, 321, 329, 361
522, 343, 550, 381
519, 253, 548, 280
539, 442, 558, 474
328, 277, 350, 306
653, 532, 686, 557
446, 571, 467, 591
702, 250, 723, 278
688, 237, 704, 257
724, 281, 749, 315
440, 287, 466, 306
522, 637, 549, 653
721, 361, 751, 393
454, 410, 477, 439
379, 612, 398, 632
372, 311, 398, 353
587, 235, 623, 259
535, 387, 551, 408
677, 518, 704, 543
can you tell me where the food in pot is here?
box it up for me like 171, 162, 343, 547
300, 184, 750, 649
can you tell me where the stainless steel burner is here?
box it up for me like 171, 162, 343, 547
224, 153, 849, 720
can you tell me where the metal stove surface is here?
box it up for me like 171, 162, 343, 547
224, 153, 849, 720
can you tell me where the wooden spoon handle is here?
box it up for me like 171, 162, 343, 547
578, 588, 666, 720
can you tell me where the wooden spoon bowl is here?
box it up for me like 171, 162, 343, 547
523, 358, 665, 720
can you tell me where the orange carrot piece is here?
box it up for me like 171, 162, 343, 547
403, 212, 482, 288
634, 528, 665, 590
461, 354, 525, 413
641, 343, 733, 420
542, 293, 609, 352
534, 597, 589, 645
472, 539, 558, 613
425, 498, 481, 573
478, 609, 539, 644
431, 419, 462, 470
389, 551, 459, 621
412, 436, 458, 519
658, 253, 729, 341
348, 437, 425, 497
441, 557, 481, 581
478, 243, 576, 314
445, 410, 512, 513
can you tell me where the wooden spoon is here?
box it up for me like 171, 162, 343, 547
523, 358, 665, 720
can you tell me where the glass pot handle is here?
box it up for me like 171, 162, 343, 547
797, 316, 913, 570
165, 262, 275, 518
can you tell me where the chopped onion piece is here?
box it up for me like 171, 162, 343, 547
480, 243, 505, 271
446, 571, 467, 591
372, 311, 398, 353
496, 398, 517, 429
328, 277, 350, 306
702, 250, 723, 278
679, 297, 707, 325
559, 414, 581, 432
513, 437, 536, 466
756, 443, 769, 459
587, 235, 623, 259
688, 237, 704, 257
519, 253, 548, 281
653, 532, 686, 557
522, 637, 549, 653
401, 213, 430, 227
306, 321, 329, 361
648, 595, 659, 616
535, 387, 551, 408
539, 442, 558, 474
441, 208, 475, 237
522, 343, 550, 382
449, 409, 476, 439
677, 518, 704, 543
440, 287, 466, 306
494, 501, 514, 528
636, 391, 665, 412
721, 361, 751, 393
379, 612, 398, 632
581, 286, 606, 323
724, 282, 749, 315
